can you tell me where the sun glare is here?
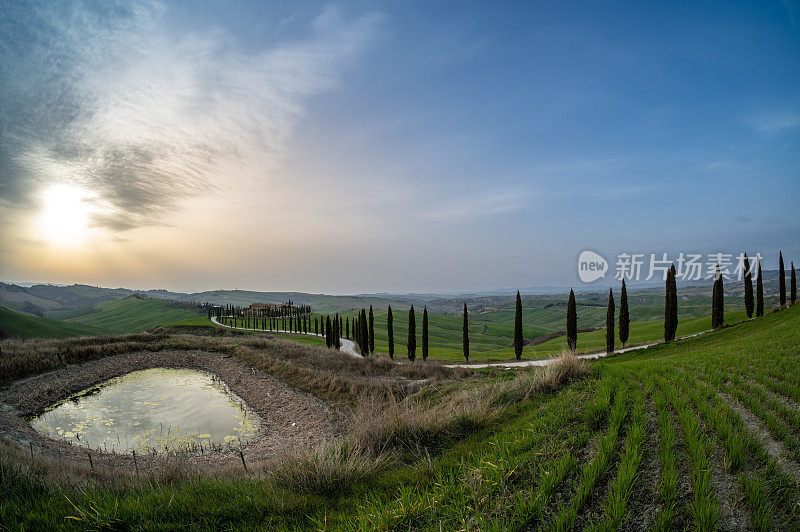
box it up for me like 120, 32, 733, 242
37, 184, 95, 246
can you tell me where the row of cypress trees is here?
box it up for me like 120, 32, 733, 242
739, 251, 796, 321
776, 251, 798, 308
602, 280, 632, 355
224, 250, 797, 362
704, 252, 796, 332
600, 251, 794, 357
575, 284, 633, 356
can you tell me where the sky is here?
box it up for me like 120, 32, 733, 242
0, 0, 798, 294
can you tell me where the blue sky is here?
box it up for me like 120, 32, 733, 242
0, 1, 798, 293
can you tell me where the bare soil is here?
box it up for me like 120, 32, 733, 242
721, 389, 800, 485
622, 394, 661, 531
665, 388, 699, 530
695, 406, 751, 531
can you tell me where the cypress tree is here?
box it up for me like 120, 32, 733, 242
712, 264, 725, 329
779, 251, 786, 307
606, 288, 615, 354
669, 264, 678, 341
360, 309, 369, 356
346, 317, 350, 339
717, 266, 725, 327
325, 316, 332, 348
315, 318, 318, 336
664, 267, 673, 342
422, 307, 429, 361
354, 314, 361, 350
355, 313, 360, 349
743, 253, 754, 318
756, 258, 764, 317
387, 305, 394, 359
360, 312, 366, 353
619, 279, 630, 347
718, 272, 724, 326
792, 262, 797, 305
462, 303, 470, 362
407, 306, 416, 362
334, 313, 341, 350
513, 290, 523, 360
711, 273, 718, 329
368, 305, 375, 354
355, 312, 359, 350
566, 289, 577, 351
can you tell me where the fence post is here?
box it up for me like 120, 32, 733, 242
238, 449, 247, 472
132, 449, 140, 480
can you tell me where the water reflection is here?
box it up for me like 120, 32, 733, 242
30, 368, 260, 454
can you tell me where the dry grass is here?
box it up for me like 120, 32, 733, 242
0, 436, 208, 489
268, 441, 393, 494
1, 334, 587, 493
267, 351, 588, 494
489, 349, 588, 405
0, 331, 466, 405
350, 350, 587, 454
0, 333, 164, 385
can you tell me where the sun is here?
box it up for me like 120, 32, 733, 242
37, 184, 95, 246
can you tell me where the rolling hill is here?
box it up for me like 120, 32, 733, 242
0, 306, 109, 338
61, 297, 204, 334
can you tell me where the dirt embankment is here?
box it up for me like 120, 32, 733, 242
0, 349, 345, 481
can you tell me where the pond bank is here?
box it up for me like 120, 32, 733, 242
0, 349, 344, 482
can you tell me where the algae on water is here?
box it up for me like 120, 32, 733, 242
30, 368, 260, 454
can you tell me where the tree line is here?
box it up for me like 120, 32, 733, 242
216, 251, 796, 363
592, 251, 795, 356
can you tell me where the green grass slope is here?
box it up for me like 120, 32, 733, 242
503, 309, 751, 361
341, 306, 800, 530
3, 303, 798, 529
219, 306, 751, 364
64, 298, 202, 334
0, 307, 109, 338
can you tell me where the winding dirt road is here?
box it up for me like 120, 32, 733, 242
210, 316, 360, 357
210, 316, 709, 368
445, 330, 709, 368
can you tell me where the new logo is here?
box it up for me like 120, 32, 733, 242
578, 250, 608, 283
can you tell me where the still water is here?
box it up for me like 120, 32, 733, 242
30, 368, 260, 454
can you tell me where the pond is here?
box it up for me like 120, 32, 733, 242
30, 368, 260, 454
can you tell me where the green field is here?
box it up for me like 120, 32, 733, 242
216, 305, 754, 364
0, 306, 109, 338
498, 309, 752, 361
342, 306, 800, 530
2, 300, 798, 529
2, 279, 784, 366
62, 297, 202, 334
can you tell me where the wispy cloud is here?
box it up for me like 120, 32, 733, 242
0, 2, 381, 230
747, 111, 800, 136
419, 186, 536, 221
781, 0, 797, 26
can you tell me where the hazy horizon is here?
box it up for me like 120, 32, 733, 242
2, 1, 798, 294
